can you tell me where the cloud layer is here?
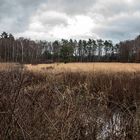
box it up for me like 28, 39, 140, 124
0, 0, 140, 42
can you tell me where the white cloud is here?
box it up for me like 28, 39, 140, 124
1, 0, 140, 42
50, 15, 97, 39
18, 12, 97, 40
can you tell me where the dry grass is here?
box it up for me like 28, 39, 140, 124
0, 63, 20, 71
25, 62, 140, 73
0, 63, 140, 140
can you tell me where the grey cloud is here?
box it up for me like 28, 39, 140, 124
0, 0, 46, 33
45, 0, 97, 15
37, 11, 68, 27
91, 0, 140, 17
0, 0, 140, 41
93, 11, 140, 42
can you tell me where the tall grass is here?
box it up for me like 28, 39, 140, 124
0, 65, 140, 139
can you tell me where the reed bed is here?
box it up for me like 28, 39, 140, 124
0, 63, 140, 139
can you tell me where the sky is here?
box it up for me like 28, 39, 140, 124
0, 0, 140, 42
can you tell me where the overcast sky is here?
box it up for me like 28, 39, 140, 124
0, 0, 140, 42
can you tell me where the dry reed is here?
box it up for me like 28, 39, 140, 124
0, 63, 140, 140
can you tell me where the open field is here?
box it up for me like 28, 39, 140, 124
1, 62, 140, 73
0, 63, 140, 139
0, 63, 19, 71
26, 62, 140, 73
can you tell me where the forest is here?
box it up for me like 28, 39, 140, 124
0, 32, 140, 64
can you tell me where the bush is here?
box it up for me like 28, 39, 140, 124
0, 68, 140, 139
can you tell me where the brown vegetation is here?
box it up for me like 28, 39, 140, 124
0, 63, 140, 139
26, 62, 140, 73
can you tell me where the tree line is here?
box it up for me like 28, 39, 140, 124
0, 32, 140, 63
